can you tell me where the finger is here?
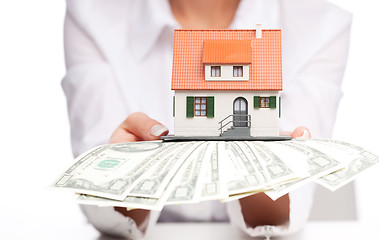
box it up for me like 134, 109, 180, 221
291, 126, 311, 139
110, 128, 140, 143
280, 131, 292, 136
120, 112, 169, 141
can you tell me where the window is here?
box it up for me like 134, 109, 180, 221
233, 66, 243, 77
254, 96, 277, 109
205, 65, 249, 81
211, 66, 221, 77
260, 97, 270, 108
195, 97, 207, 116
187, 96, 214, 118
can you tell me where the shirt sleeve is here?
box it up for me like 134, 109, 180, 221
62, 8, 150, 239
280, 9, 353, 138
80, 205, 161, 239
226, 183, 315, 237
62, 10, 126, 157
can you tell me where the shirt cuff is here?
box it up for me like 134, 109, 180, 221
226, 183, 315, 237
79, 205, 160, 239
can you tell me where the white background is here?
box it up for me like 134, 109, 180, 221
0, 0, 89, 236
0, 0, 378, 238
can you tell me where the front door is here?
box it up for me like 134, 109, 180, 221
233, 97, 248, 127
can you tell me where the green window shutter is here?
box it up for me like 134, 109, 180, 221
206, 96, 214, 118
270, 96, 276, 109
279, 97, 281, 118
173, 96, 175, 117
254, 96, 261, 109
186, 96, 194, 118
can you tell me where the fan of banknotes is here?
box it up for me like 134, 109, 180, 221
52, 139, 379, 211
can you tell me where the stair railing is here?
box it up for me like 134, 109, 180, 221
218, 114, 251, 135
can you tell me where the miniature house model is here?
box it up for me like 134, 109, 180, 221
171, 27, 282, 137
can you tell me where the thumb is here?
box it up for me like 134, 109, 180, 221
121, 112, 169, 141
291, 126, 311, 139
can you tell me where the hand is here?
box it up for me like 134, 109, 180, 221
281, 126, 311, 139
110, 112, 169, 233
110, 112, 169, 143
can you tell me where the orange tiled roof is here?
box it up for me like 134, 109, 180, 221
171, 29, 282, 91
203, 40, 252, 64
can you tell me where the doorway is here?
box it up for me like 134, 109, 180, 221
233, 97, 248, 127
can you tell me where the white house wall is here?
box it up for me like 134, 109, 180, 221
174, 90, 280, 137
204, 65, 249, 81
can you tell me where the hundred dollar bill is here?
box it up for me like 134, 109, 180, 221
301, 139, 379, 191
53, 141, 179, 200
128, 142, 203, 198
76, 194, 165, 211
200, 142, 228, 201
166, 142, 214, 204
222, 141, 265, 195
262, 141, 342, 200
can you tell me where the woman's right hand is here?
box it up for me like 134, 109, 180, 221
110, 112, 169, 144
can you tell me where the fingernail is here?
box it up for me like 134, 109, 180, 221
296, 129, 310, 139
150, 124, 169, 137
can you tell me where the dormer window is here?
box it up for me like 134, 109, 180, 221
211, 66, 221, 77
203, 40, 251, 81
205, 65, 248, 81
233, 66, 243, 77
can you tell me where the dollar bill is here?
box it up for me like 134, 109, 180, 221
128, 142, 203, 198
53, 141, 179, 200
76, 194, 165, 211
200, 142, 228, 201
302, 139, 379, 191
165, 143, 215, 204
262, 141, 342, 200
76, 170, 183, 211
222, 141, 266, 195
246, 141, 298, 186
220, 141, 299, 202
221, 191, 260, 202
53, 138, 379, 209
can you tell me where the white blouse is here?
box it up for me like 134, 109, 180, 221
62, 0, 352, 238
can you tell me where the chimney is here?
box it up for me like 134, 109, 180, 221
256, 23, 262, 39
